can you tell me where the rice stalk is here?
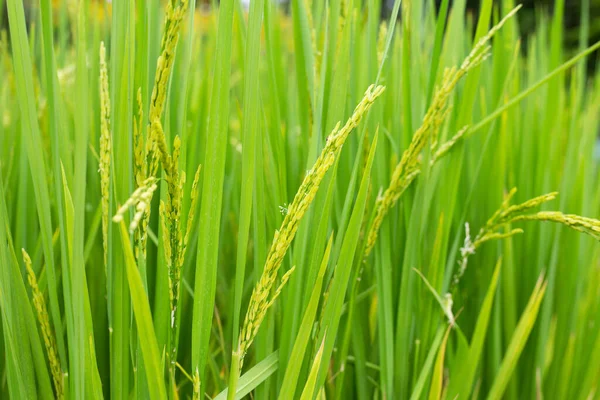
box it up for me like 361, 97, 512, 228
377, 22, 388, 67
133, 89, 152, 260
133, 89, 146, 189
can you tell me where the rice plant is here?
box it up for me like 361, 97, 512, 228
1, 0, 600, 399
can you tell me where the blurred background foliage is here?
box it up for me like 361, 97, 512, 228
4, 0, 600, 52
1, 1, 598, 79
429, 0, 600, 70
448, 0, 600, 48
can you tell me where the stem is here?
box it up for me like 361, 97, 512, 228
227, 349, 241, 400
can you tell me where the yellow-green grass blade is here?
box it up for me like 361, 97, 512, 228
428, 326, 451, 400
279, 235, 334, 399
577, 322, 600, 399
38, 0, 70, 373
279, 4, 354, 381
318, 0, 343, 135
446, 258, 502, 399
231, 0, 265, 353
60, 165, 104, 399
118, 220, 167, 400
469, 40, 600, 137
315, 131, 378, 390
68, 1, 91, 397
290, 0, 316, 138
283, 162, 337, 390
299, 334, 327, 400
373, 172, 396, 397
228, 0, 265, 396
5, 0, 66, 372
537, 66, 595, 398
0, 177, 48, 398
0, 304, 30, 399
251, 128, 273, 398
425, 0, 450, 105
109, 0, 135, 395
263, 0, 289, 197
455, 0, 495, 127
486, 275, 548, 400
409, 326, 445, 400
325, 127, 382, 396
277, 3, 335, 368
192, 0, 236, 392
376, 0, 402, 84
401, 0, 414, 136
393, 140, 435, 396
215, 351, 279, 400
418, 215, 447, 366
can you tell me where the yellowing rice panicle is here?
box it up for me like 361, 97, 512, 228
514, 212, 600, 240
149, 0, 189, 124
364, 6, 521, 259
455, 188, 600, 287
23, 249, 63, 399
112, 177, 159, 233
146, 0, 189, 177
150, 120, 188, 332
236, 84, 385, 367
99, 41, 111, 271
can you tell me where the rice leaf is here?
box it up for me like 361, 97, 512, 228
486, 275, 548, 400
118, 220, 167, 400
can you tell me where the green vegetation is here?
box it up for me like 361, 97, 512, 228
1, 0, 600, 399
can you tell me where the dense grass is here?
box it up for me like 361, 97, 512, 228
1, 0, 600, 399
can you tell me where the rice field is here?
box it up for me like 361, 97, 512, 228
1, 0, 600, 399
